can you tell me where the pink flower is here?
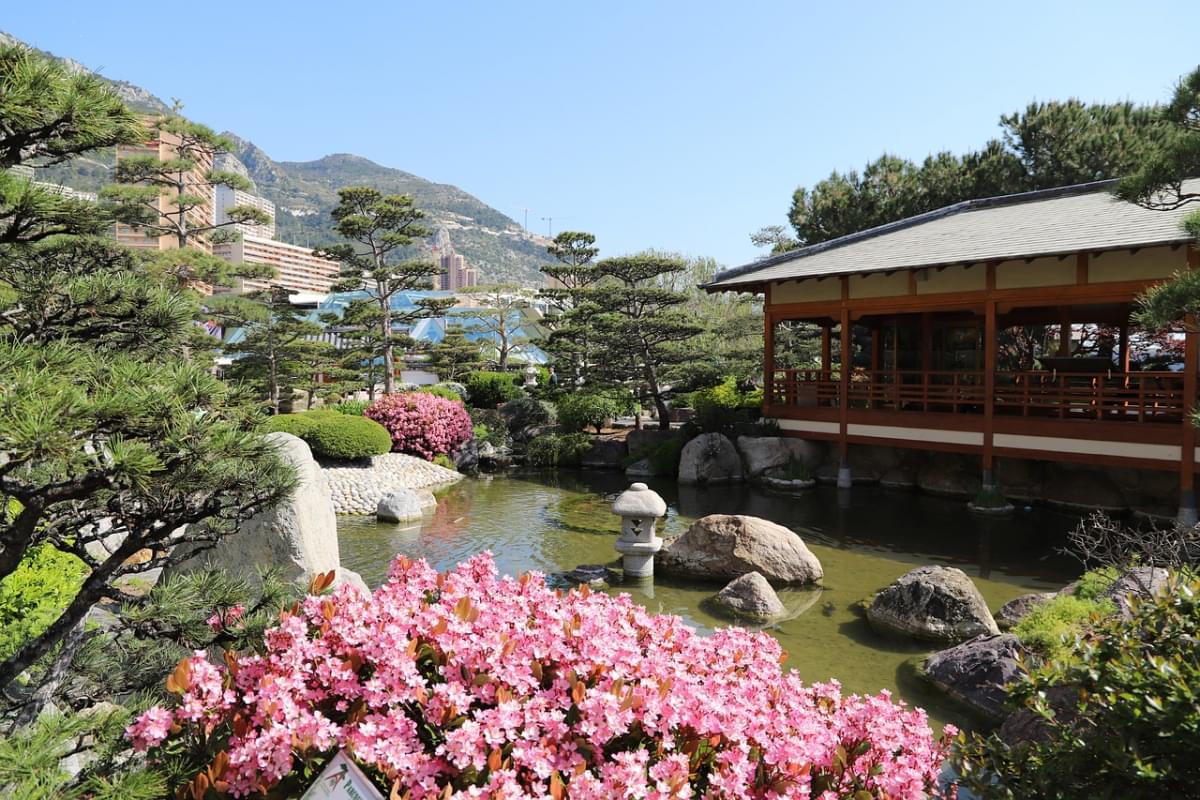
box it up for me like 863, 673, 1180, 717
365, 393, 473, 460
126, 706, 173, 752
207, 603, 246, 632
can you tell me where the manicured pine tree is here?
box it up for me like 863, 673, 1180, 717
539, 231, 604, 387
100, 104, 273, 292
0, 46, 294, 708
317, 187, 453, 394
425, 322, 484, 381
222, 286, 329, 414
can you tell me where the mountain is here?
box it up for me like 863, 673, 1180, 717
0, 30, 555, 287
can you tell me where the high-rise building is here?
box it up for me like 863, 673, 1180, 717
212, 235, 341, 295
214, 185, 276, 239
432, 230, 479, 290
113, 126, 215, 256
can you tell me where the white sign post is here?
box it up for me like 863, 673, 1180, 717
300, 751, 386, 800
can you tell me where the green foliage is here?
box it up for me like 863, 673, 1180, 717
0, 544, 86, 661
425, 325, 484, 381
464, 370, 523, 408
648, 437, 685, 477
330, 399, 370, 416
1011, 594, 1114, 662
419, 383, 464, 402
1074, 566, 1121, 601
469, 408, 510, 448
556, 390, 633, 434
432, 453, 457, 471
953, 573, 1200, 799
525, 432, 593, 467
500, 396, 555, 435
267, 411, 391, 460
687, 376, 763, 434
786, 100, 1167, 248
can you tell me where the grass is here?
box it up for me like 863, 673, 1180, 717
1012, 594, 1114, 662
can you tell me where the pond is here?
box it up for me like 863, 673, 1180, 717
338, 470, 1081, 731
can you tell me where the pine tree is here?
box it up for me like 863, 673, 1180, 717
317, 187, 453, 394
539, 231, 603, 387
222, 287, 329, 413
461, 285, 535, 371
100, 105, 273, 292
425, 323, 484, 381
0, 46, 295, 702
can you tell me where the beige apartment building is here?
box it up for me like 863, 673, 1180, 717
213, 234, 341, 295
435, 248, 480, 290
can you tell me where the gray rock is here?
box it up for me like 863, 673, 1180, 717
567, 564, 609, 587
580, 438, 627, 469
334, 568, 370, 594
678, 433, 744, 485
174, 432, 340, 588
736, 436, 823, 479
1042, 466, 1126, 512
1102, 566, 1170, 618
924, 633, 1023, 722
867, 565, 999, 643
916, 456, 981, 498
713, 571, 785, 620
659, 514, 823, 584
626, 428, 679, 458
453, 439, 479, 474
995, 592, 1055, 630
376, 489, 426, 523
625, 458, 657, 477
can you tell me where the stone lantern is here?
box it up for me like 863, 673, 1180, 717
611, 482, 667, 578
523, 362, 538, 388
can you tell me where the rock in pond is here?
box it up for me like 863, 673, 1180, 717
995, 592, 1055, 631
924, 633, 1024, 722
712, 572, 785, 621
736, 436, 822, 479
658, 514, 823, 584
867, 565, 999, 643
1102, 566, 1170, 618
173, 432, 365, 593
567, 564, 610, 587
376, 489, 428, 523
678, 433, 744, 485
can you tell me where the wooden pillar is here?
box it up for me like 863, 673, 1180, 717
921, 312, 933, 411
983, 263, 997, 485
839, 279, 851, 464
821, 324, 832, 375
1057, 306, 1072, 357
870, 324, 882, 373
764, 311, 775, 409
1182, 245, 1200, 523
1119, 314, 1131, 374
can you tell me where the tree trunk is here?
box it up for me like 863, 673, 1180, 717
380, 300, 395, 395
654, 395, 671, 430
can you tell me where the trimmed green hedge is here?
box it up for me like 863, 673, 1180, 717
464, 371, 524, 408
556, 390, 634, 434
267, 411, 392, 461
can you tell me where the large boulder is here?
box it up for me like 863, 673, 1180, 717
1042, 465, 1126, 512
736, 436, 823, 479
924, 633, 1024, 722
1102, 566, 1170, 618
580, 438, 627, 470
678, 433, 743, 485
376, 489, 426, 523
712, 572, 785, 621
626, 428, 679, 458
659, 514, 822, 584
174, 432, 364, 592
995, 592, 1055, 631
916, 456, 981, 498
867, 565, 999, 643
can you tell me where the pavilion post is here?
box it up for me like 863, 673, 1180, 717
1057, 306, 1072, 357
838, 293, 851, 488
821, 324, 832, 378
1181, 246, 1199, 525
764, 311, 775, 409
1118, 315, 1131, 374
983, 299, 997, 488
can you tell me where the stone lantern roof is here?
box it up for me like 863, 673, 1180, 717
611, 483, 667, 519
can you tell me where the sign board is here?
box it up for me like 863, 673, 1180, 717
300, 751, 385, 800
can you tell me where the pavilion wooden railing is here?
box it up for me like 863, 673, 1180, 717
993, 370, 1186, 423
769, 368, 1189, 423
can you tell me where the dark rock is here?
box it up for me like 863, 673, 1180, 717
924, 633, 1024, 721
995, 592, 1055, 630
998, 684, 1079, 745
1102, 566, 1170, 618
1042, 465, 1126, 512
916, 456, 981, 498
567, 564, 609, 587
867, 565, 999, 643
453, 439, 480, 474
626, 428, 679, 458
580, 438, 627, 469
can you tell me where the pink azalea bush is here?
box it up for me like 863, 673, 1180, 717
365, 392, 474, 460
128, 553, 955, 799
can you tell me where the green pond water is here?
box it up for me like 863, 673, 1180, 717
337, 471, 1081, 731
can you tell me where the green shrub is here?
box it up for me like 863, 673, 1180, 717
464, 371, 524, 408
0, 543, 87, 661
648, 437, 685, 477
329, 400, 370, 416
954, 572, 1200, 799
419, 384, 464, 402
1074, 565, 1121, 600
469, 408, 510, 448
500, 397, 555, 435
1012, 594, 1114, 661
267, 411, 392, 461
432, 453, 457, 471
556, 390, 634, 434
687, 376, 763, 434
526, 433, 593, 467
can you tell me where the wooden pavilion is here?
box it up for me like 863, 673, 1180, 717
706, 179, 1200, 519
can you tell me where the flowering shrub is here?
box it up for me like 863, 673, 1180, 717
365, 392, 473, 460
129, 553, 954, 799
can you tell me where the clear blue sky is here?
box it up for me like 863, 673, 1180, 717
5, 1, 1199, 268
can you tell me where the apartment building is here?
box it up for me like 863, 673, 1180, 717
214, 185, 276, 239
434, 245, 480, 290
213, 234, 341, 295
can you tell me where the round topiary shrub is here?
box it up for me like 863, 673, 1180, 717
556, 389, 633, 434
303, 415, 393, 461
365, 392, 474, 460
464, 370, 524, 408
267, 412, 391, 461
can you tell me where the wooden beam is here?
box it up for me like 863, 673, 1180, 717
1119, 313, 1131, 374
870, 324, 881, 372
763, 311, 775, 410
1076, 252, 1089, 285
983, 299, 996, 475
1185, 245, 1200, 498
821, 323, 832, 374
908, 270, 918, 295
839, 306, 850, 458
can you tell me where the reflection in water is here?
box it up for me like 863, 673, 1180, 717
338, 471, 1080, 731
